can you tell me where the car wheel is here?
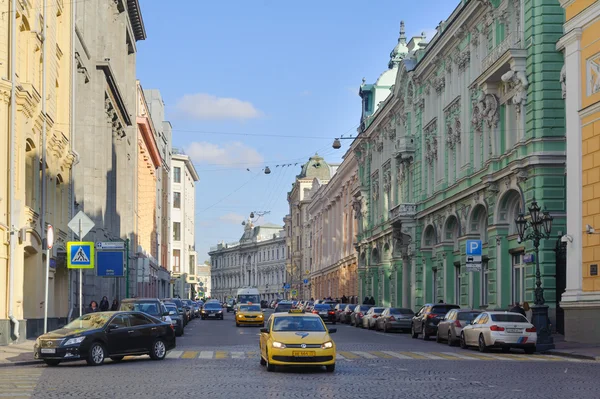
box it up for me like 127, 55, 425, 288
260, 356, 267, 366
261, 323, 265, 328
460, 332, 468, 349
422, 324, 429, 341
150, 338, 167, 360
266, 351, 275, 372
436, 330, 442, 343
501, 347, 511, 353
236, 323, 240, 327
411, 325, 418, 339
325, 364, 335, 372
86, 342, 106, 366
478, 334, 489, 353
44, 359, 61, 367
110, 356, 124, 362
447, 330, 455, 346
524, 347, 535, 355
383, 324, 388, 333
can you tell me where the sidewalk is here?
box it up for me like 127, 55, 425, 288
541, 334, 600, 361
0, 340, 40, 367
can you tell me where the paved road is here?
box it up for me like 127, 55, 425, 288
1, 309, 599, 399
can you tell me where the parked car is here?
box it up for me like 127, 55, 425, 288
164, 303, 184, 337
34, 311, 176, 366
350, 304, 373, 327
362, 307, 386, 329
182, 300, 197, 319
163, 299, 188, 326
375, 308, 414, 333
340, 305, 354, 324
333, 303, 349, 322
119, 298, 170, 324
311, 303, 336, 324
460, 311, 537, 354
436, 309, 482, 346
411, 303, 460, 340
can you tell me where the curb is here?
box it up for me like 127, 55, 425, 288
0, 359, 42, 368
541, 351, 600, 361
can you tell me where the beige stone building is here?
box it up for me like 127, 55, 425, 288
1, 0, 76, 343
307, 152, 359, 301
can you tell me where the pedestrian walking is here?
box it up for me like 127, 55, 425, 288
87, 301, 99, 313
510, 302, 526, 317
363, 296, 369, 304
100, 296, 109, 311
523, 301, 532, 322
110, 299, 119, 311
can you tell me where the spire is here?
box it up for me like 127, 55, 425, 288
399, 20, 406, 45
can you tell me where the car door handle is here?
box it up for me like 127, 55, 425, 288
127, 330, 134, 334
151, 327, 157, 330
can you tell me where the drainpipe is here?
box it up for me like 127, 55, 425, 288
8, 0, 19, 340
40, 0, 48, 328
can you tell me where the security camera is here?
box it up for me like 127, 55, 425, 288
561, 235, 573, 243
586, 225, 595, 234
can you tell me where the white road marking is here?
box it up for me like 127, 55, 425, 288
474, 353, 514, 361
412, 352, 445, 360
353, 351, 378, 359
199, 351, 214, 359
382, 351, 413, 359
231, 352, 245, 359
167, 350, 183, 359
441, 351, 481, 360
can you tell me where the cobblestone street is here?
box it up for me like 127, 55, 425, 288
1, 311, 598, 399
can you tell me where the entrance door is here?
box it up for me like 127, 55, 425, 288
555, 239, 567, 335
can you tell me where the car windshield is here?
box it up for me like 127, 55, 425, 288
240, 305, 261, 312
64, 313, 111, 330
272, 316, 326, 332
458, 312, 481, 321
491, 314, 528, 323
120, 301, 161, 316
165, 305, 177, 312
204, 303, 221, 310
390, 308, 414, 315
238, 295, 260, 303
314, 304, 332, 310
432, 305, 459, 314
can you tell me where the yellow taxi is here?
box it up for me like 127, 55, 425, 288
235, 303, 265, 327
259, 309, 337, 372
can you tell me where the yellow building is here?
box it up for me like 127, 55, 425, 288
1, 0, 75, 344
558, 0, 600, 344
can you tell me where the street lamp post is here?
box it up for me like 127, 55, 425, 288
514, 197, 555, 351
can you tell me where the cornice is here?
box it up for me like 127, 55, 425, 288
556, 27, 582, 51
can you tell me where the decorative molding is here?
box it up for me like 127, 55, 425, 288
433, 76, 446, 95
471, 90, 499, 135
560, 64, 567, 100
456, 50, 471, 73
501, 65, 529, 113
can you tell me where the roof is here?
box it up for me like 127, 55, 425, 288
172, 153, 200, 181
127, 0, 146, 41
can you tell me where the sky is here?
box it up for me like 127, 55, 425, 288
135, 0, 460, 262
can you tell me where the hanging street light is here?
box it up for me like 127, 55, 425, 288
332, 138, 342, 149
514, 197, 555, 351
264, 166, 271, 174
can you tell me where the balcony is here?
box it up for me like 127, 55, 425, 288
393, 137, 415, 161
389, 203, 417, 226
482, 31, 524, 71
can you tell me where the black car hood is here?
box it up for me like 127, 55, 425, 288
41, 327, 102, 339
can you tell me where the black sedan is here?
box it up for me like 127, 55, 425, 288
311, 303, 336, 324
34, 311, 176, 366
201, 302, 224, 319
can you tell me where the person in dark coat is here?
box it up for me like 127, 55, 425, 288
363, 296, 370, 304
110, 299, 119, 311
369, 296, 375, 305
510, 302, 526, 317
99, 296, 109, 311
87, 301, 99, 313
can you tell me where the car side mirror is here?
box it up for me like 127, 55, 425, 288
108, 324, 120, 332
328, 328, 337, 334
260, 328, 269, 333
178, 308, 184, 312
169, 311, 176, 315
162, 311, 170, 316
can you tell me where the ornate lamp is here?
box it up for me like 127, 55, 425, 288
515, 212, 527, 240
528, 198, 542, 227
332, 138, 342, 149
542, 209, 554, 236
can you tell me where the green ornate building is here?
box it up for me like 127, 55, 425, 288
353, 0, 566, 328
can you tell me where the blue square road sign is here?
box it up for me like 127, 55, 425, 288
465, 240, 482, 256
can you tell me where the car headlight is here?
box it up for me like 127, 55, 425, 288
321, 341, 333, 349
258, 314, 263, 318
217, 310, 222, 313
272, 341, 286, 349
202, 310, 206, 313
237, 314, 243, 318
64, 336, 86, 346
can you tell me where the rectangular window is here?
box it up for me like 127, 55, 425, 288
481, 261, 489, 306
173, 192, 181, 209
174, 167, 181, 183
272, 250, 274, 259
173, 249, 181, 273
173, 222, 181, 241
512, 253, 525, 305
454, 263, 461, 305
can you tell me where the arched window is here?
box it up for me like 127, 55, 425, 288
25, 139, 36, 208
55, 174, 64, 226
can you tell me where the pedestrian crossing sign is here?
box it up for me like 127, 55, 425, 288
67, 242, 95, 269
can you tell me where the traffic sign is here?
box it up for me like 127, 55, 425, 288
466, 263, 482, 272
68, 211, 95, 239
96, 241, 125, 250
466, 240, 482, 256
96, 251, 124, 277
291, 289, 298, 297
47, 225, 54, 249
466, 255, 482, 263
67, 242, 95, 269
284, 283, 291, 290
303, 279, 309, 284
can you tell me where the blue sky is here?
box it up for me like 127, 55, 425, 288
135, 0, 460, 262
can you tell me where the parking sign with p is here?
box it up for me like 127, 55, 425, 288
466, 240, 482, 256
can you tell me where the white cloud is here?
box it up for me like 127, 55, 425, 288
219, 213, 247, 225
185, 141, 264, 167
174, 93, 262, 120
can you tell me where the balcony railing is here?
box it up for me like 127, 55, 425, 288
482, 31, 523, 71
389, 203, 417, 221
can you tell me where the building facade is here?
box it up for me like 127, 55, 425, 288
195, 263, 212, 299
558, 0, 600, 343
307, 152, 359, 301
171, 151, 199, 298
355, 0, 566, 331
285, 154, 338, 300
1, 0, 76, 343
71, 0, 145, 311
210, 222, 286, 301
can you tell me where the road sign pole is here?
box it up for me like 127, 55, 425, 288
79, 220, 83, 317
43, 225, 54, 333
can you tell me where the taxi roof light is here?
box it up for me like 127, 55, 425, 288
288, 309, 305, 314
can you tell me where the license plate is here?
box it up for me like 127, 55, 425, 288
208, 314, 215, 317
41, 348, 56, 354
507, 328, 522, 333
319, 312, 327, 315
292, 351, 315, 357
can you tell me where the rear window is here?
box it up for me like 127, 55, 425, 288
373, 308, 385, 313
391, 308, 414, 315
491, 314, 528, 323
359, 305, 372, 311
204, 303, 221, 310
276, 304, 292, 311
432, 305, 459, 314
314, 304, 333, 310
458, 312, 481, 321
120, 301, 161, 316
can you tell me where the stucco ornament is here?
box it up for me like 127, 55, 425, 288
501, 67, 529, 112
560, 64, 566, 99
472, 91, 499, 132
